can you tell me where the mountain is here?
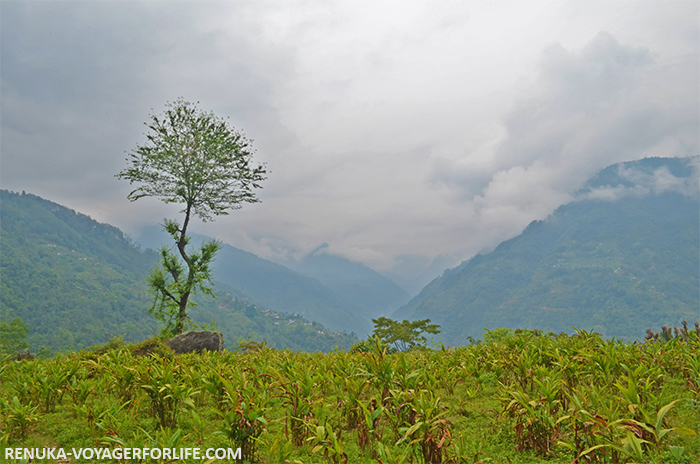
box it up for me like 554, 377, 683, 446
0, 190, 159, 351
136, 227, 372, 335
171, 282, 358, 353
277, 244, 410, 320
394, 157, 699, 345
0, 190, 357, 353
381, 253, 462, 297
210, 243, 368, 335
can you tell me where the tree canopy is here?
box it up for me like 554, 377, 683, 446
116, 99, 267, 334
370, 317, 441, 352
117, 98, 266, 222
0, 317, 29, 356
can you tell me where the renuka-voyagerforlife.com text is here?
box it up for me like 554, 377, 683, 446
5, 446, 242, 461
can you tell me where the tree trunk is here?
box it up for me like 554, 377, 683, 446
173, 203, 193, 335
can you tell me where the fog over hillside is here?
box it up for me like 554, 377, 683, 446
394, 157, 699, 345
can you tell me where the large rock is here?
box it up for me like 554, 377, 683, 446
14, 349, 35, 361
166, 331, 224, 354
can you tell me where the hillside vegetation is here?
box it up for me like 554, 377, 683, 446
137, 228, 409, 336
279, 244, 410, 321
395, 157, 699, 345
0, 190, 159, 351
1, 329, 697, 463
0, 190, 356, 353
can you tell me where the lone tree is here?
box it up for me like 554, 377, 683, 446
117, 99, 266, 335
371, 317, 441, 352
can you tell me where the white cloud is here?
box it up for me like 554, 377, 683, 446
1, 0, 698, 282
582, 160, 700, 201
424, 31, 698, 265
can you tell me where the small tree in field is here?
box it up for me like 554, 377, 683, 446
0, 317, 29, 356
117, 98, 266, 335
371, 317, 441, 352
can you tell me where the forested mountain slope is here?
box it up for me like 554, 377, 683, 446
0, 190, 356, 353
394, 157, 699, 345
276, 244, 410, 321
209, 243, 368, 335
136, 227, 372, 335
0, 190, 158, 351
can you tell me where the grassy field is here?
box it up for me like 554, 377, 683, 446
1, 329, 698, 463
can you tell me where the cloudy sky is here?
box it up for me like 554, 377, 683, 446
2, 0, 698, 286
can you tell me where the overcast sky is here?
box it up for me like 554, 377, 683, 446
1, 0, 698, 284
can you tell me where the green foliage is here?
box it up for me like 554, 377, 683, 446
215, 385, 268, 462
371, 317, 441, 352
116, 98, 266, 334
138, 353, 199, 428
83, 335, 128, 355
146, 230, 222, 336
0, 190, 160, 352
0, 396, 39, 442
398, 390, 453, 463
0, 328, 698, 463
199, 295, 358, 353
128, 337, 174, 358
0, 190, 356, 354
117, 98, 266, 221
308, 422, 348, 463
0, 317, 29, 356
396, 158, 699, 344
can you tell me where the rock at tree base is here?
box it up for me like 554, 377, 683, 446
167, 331, 224, 354
15, 349, 35, 361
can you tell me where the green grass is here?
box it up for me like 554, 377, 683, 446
1, 329, 698, 463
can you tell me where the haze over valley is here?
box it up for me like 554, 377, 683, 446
1, 1, 698, 352
2, 156, 697, 353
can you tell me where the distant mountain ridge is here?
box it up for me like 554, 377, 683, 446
136, 227, 404, 335
275, 243, 410, 321
4, 157, 696, 351
394, 157, 699, 345
0, 190, 357, 352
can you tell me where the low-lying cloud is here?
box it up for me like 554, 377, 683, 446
1, 1, 697, 286
582, 158, 700, 201
424, 31, 698, 270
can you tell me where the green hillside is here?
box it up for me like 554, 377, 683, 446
276, 244, 410, 320
181, 285, 358, 353
0, 190, 356, 353
137, 227, 371, 335
211, 243, 367, 335
394, 157, 699, 345
0, 190, 159, 351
